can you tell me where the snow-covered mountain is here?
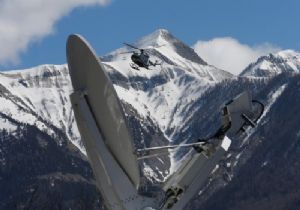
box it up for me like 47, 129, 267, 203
103, 29, 232, 139
0, 29, 232, 151
0, 29, 300, 210
0, 64, 83, 151
191, 49, 300, 210
240, 50, 300, 77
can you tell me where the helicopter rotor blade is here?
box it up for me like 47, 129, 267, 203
123, 42, 140, 50
142, 44, 166, 50
153, 44, 166, 49
119, 50, 136, 54
124, 42, 166, 53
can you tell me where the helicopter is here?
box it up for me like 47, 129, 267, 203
122, 42, 164, 70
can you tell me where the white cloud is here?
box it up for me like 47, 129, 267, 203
193, 37, 280, 75
0, 0, 110, 65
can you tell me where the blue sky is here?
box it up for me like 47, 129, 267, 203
0, 0, 299, 73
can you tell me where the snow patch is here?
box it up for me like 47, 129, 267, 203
0, 117, 17, 132
221, 136, 231, 151
143, 162, 161, 182
261, 84, 287, 120
261, 161, 268, 167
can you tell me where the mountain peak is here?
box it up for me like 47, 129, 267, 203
105, 29, 207, 66
274, 49, 299, 59
152, 28, 171, 37
134, 28, 174, 47
240, 49, 300, 77
155, 28, 174, 41
137, 29, 207, 65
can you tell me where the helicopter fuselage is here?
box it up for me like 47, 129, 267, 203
131, 52, 150, 68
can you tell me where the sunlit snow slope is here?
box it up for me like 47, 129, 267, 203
241, 50, 300, 77
0, 65, 82, 151
103, 29, 232, 138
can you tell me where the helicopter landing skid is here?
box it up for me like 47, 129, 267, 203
130, 63, 140, 71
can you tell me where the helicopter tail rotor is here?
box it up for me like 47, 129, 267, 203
150, 60, 163, 67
